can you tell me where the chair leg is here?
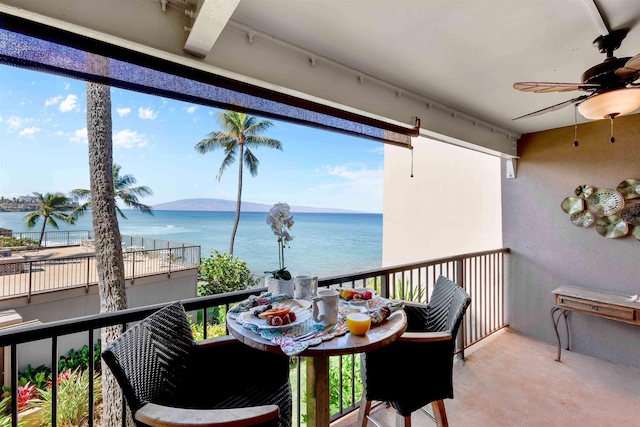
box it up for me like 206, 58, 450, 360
357, 399, 372, 427
431, 400, 448, 427
395, 413, 411, 427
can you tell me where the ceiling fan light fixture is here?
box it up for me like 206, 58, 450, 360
577, 88, 640, 119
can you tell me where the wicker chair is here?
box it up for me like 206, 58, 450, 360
102, 302, 292, 427
357, 275, 471, 427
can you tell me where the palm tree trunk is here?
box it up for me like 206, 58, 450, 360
229, 143, 244, 255
86, 53, 129, 427
38, 217, 47, 246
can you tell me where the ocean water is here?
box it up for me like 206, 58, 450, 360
0, 210, 382, 278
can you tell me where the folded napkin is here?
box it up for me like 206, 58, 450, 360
266, 320, 348, 356
228, 292, 292, 319
369, 301, 405, 325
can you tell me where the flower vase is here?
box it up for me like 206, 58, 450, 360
267, 277, 294, 297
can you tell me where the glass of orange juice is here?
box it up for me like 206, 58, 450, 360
346, 300, 371, 336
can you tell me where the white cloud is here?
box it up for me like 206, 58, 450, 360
186, 105, 198, 114
18, 127, 41, 137
113, 129, 148, 148
6, 116, 30, 130
138, 107, 157, 120
45, 95, 63, 107
116, 107, 131, 117
324, 165, 383, 181
307, 164, 384, 212
59, 94, 79, 112
53, 131, 65, 136
71, 128, 88, 144
64, 83, 70, 90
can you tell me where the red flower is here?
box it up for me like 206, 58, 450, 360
45, 369, 75, 389
17, 382, 37, 411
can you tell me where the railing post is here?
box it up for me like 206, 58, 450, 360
455, 258, 466, 361
131, 252, 135, 285
27, 260, 33, 303
380, 274, 389, 298
86, 257, 90, 293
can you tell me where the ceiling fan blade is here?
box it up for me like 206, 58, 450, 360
512, 95, 591, 120
615, 53, 640, 80
513, 82, 600, 93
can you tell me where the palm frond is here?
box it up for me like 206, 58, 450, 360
68, 203, 90, 221
23, 212, 40, 228
45, 216, 60, 229
116, 205, 127, 220
69, 189, 91, 200
244, 148, 260, 177
217, 151, 236, 181
245, 120, 273, 135
245, 135, 283, 150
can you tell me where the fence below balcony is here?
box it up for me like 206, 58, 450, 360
10, 230, 93, 248
0, 233, 201, 301
0, 247, 508, 427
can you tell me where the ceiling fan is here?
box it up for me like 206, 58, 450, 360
512, 28, 640, 121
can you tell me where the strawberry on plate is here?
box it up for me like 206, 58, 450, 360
258, 307, 291, 319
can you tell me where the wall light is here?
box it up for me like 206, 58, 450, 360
578, 88, 640, 119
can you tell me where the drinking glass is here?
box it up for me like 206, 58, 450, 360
346, 300, 371, 336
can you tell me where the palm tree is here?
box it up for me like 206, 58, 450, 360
23, 191, 75, 245
70, 163, 153, 220
85, 54, 128, 427
195, 111, 283, 255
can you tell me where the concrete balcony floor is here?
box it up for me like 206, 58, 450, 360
333, 329, 640, 427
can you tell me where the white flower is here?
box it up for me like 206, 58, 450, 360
267, 202, 295, 274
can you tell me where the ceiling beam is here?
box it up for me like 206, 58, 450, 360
183, 0, 240, 58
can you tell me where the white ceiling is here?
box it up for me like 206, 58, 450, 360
3, 0, 640, 143
226, 0, 640, 135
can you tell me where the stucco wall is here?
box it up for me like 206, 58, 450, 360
503, 113, 640, 368
0, 269, 198, 371
383, 135, 502, 266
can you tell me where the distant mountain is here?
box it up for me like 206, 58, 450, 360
152, 198, 361, 213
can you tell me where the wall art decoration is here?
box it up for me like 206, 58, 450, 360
616, 179, 640, 199
561, 197, 584, 214
561, 179, 640, 239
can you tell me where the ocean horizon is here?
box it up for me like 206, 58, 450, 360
0, 210, 382, 279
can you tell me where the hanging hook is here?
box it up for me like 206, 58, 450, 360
409, 138, 414, 178
606, 113, 619, 143
573, 104, 579, 147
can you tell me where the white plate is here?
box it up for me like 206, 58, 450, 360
239, 299, 311, 331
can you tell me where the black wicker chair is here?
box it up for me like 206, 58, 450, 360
357, 275, 471, 427
102, 301, 292, 427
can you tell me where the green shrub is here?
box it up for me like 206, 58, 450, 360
298, 356, 363, 424
57, 341, 101, 373
0, 393, 26, 427
189, 320, 227, 341
395, 279, 426, 302
197, 250, 256, 295
0, 236, 38, 248
17, 364, 50, 390
32, 368, 102, 427
330, 355, 362, 412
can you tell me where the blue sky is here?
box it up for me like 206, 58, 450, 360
0, 64, 387, 213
